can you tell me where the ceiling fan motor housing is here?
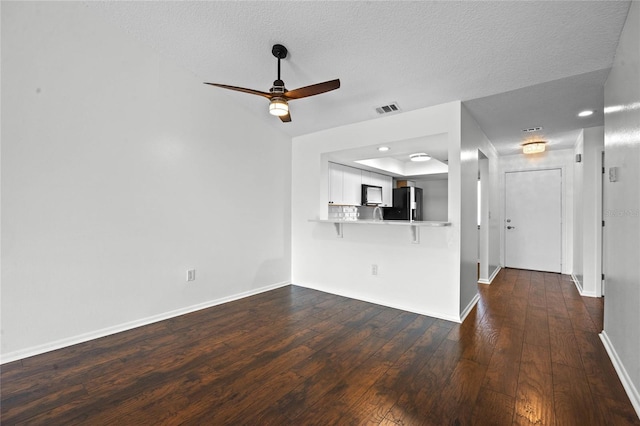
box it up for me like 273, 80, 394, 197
271, 80, 286, 93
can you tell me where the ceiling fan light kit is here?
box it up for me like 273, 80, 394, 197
269, 97, 289, 116
522, 141, 546, 154
204, 44, 340, 122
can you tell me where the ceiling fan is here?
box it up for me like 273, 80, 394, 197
204, 44, 340, 122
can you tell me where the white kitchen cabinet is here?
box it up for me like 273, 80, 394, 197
342, 165, 362, 205
328, 163, 391, 206
329, 162, 361, 205
369, 172, 393, 207
328, 162, 343, 204
361, 170, 373, 186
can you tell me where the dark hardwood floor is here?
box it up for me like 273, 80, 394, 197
2, 269, 639, 425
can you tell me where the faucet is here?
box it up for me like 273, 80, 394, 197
373, 206, 383, 221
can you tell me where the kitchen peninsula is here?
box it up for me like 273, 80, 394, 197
293, 101, 486, 325
309, 218, 450, 243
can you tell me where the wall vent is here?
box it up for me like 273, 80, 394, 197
522, 126, 543, 133
375, 102, 400, 115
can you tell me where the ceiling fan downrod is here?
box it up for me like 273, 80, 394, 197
272, 44, 288, 90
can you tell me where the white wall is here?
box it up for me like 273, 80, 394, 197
413, 178, 448, 221
573, 131, 585, 290
477, 154, 490, 282
292, 102, 465, 321
1, 2, 292, 361
601, 0, 640, 416
573, 127, 604, 297
487, 142, 501, 278
498, 149, 575, 275
582, 127, 604, 297
461, 105, 500, 291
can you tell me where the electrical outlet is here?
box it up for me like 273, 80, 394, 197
187, 269, 196, 281
371, 264, 378, 276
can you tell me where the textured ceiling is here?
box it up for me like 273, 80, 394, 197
85, 1, 631, 154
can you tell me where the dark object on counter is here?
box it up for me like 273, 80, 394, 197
381, 207, 405, 220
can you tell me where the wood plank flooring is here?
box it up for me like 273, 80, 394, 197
2, 269, 639, 425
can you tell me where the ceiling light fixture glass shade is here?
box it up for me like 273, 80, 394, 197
378, 146, 390, 152
578, 110, 595, 117
269, 97, 289, 116
409, 153, 431, 162
522, 141, 546, 154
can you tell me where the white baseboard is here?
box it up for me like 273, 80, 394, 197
460, 293, 480, 323
571, 274, 599, 298
478, 266, 501, 285
600, 331, 640, 419
296, 283, 463, 323
1, 281, 290, 365
572, 273, 584, 293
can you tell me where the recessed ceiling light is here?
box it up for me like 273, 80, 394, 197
409, 153, 431, 162
578, 110, 595, 117
378, 146, 390, 152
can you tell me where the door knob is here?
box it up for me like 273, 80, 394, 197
507, 226, 516, 230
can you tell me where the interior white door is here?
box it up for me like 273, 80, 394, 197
505, 169, 562, 273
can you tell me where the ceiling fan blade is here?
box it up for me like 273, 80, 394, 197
204, 82, 273, 99
279, 112, 292, 123
283, 79, 340, 100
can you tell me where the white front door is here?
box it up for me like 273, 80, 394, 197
505, 169, 562, 273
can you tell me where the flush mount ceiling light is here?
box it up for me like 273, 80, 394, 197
578, 110, 595, 117
409, 153, 431, 162
378, 146, 390, 152
522, 141, 546, 155
269, 97, 289, 116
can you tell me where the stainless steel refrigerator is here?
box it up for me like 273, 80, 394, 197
383, 187, 422, 221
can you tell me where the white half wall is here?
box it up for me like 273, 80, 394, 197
291, 102, 464, 321
1, 2, 292, 361
602, 0, 640, 417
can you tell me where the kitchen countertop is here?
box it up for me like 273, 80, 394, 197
310, 219, 451, 227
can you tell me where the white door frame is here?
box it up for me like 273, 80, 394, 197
600, 150, 605, 296
501, 165, 570, 274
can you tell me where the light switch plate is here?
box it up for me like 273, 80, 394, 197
187, 269, 196, 281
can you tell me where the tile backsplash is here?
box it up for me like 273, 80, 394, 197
328, 205, 359, 221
